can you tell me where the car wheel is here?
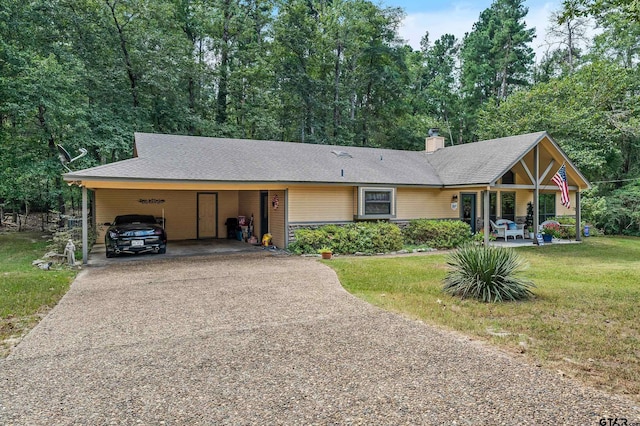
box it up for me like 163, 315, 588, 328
158, 246, 166, 254
106, 250, 115, 258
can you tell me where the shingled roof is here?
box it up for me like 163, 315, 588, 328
63, 131, 556, 187
428, 131, 547, 185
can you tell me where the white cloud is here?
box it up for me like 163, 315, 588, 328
397, 1, 562, 61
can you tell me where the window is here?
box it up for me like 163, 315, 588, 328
357, 187, 396, 219
502, 170, 515, 184
501, 192, 516, 222
365, 191, 391, 214
481, 192, 497, 223
539, 193, 556, 223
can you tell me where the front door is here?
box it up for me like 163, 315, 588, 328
197, 192, 217, 239
461, 193, 477, 233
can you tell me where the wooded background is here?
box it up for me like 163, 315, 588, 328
1, 0, 638, 234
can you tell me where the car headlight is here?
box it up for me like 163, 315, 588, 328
108, 231, 119, 239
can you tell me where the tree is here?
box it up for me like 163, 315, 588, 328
403, 33, 461, 146
459, 0, 535, 141
589, 7, 640, 68
478, 61, 640, 186
562, 0, 640, 23
538, 3, 590, 79
272, 0, 408, 146
461, 0, 535, 104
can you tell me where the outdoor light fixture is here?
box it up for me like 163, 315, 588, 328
451, 195, 458, 203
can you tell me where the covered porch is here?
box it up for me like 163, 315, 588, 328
474, 135, 590, 246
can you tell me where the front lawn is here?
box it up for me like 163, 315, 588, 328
327, 237, 640, 402
0, 232, 76, 357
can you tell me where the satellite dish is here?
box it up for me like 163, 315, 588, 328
56, 145, 87, 171
57, 145, 72, 163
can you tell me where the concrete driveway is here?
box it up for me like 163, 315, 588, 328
1, 254, 638, 425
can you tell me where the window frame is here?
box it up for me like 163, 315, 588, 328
356, 187, 396, 220
481, 191, 498, 223
539, 193, 556, 223
500, 192, 516, 222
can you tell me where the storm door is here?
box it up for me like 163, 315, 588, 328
460, 193, 477, 233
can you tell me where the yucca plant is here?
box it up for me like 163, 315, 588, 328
443, 244, 535, 302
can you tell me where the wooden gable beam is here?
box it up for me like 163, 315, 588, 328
519, 159, 535, 185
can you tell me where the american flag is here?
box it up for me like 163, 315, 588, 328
552, 164, 570, 208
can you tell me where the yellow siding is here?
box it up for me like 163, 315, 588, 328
555, 191, 575, 216
287, 186, 353, 222
96, 189, 245, 241
217, 191, 239, 238
397, 188, 460, 220
269, 190, 286, 248
513, 189, 532, 218
238, 191, 262, 238
95, 189, 198, 241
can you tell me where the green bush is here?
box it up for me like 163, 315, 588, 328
582, 183, 640, 236
287, 228, 332, 254
288, 222, 403, 255
443, 244, 535, 303
551, 216, 577, 239
402, 219, 471, 249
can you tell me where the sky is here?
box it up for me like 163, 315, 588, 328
383, 0, 564, 60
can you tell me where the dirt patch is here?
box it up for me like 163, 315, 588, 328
0, 312, 47, 357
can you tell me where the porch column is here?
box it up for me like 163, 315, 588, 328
575, 191, 582, 242
82, 186, 88, 265
483, 188, 490, 246
533, 145, 540, 243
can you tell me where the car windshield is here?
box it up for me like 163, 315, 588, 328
114, 215, 157, 225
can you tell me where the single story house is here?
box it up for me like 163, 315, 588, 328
64, 131, 591, 262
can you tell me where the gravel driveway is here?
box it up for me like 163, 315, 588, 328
1, 253, 638, 425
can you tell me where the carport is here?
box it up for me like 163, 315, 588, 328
68, 184, 286, 264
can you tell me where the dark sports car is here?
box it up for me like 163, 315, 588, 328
104, 214, 167, 258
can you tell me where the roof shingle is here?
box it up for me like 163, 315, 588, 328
64, 131, 552, 187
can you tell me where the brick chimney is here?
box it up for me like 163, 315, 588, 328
425, 128, 445, 153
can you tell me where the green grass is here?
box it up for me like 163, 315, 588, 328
327, 237, 640, 402
0, 232, 76, 356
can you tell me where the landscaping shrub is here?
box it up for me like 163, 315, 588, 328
402, 219, 471, 249
288, 222, 403, 255
443, 244, 535, 302
287, 228, 332, 254
552, 216, 577, 239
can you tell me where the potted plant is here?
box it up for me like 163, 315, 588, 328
527, 226, 535, 239
541, 223, 561, 242
318, 247, 333, 259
